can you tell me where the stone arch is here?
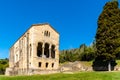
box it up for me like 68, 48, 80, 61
51, 45, 55, 58
44, 43, 49, 58
37, 42, 43, 57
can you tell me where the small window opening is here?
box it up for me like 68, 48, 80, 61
30, 44, 32, 57
46, 31, 48, 36
52, 63, 54, 68
44, 31, 47, 36
49, 32, 50, 37
39, 62, 41, 67
46, 63, 48, 68
44, 31, 50, 37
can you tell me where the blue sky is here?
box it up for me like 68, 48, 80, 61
0, 0, 118, 59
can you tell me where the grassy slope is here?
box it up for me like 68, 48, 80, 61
0, 72, 120, 80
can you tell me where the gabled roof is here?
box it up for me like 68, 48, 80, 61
32, 23, 59, 34
10, 23, 59, 49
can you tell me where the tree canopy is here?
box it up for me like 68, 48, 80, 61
93, 1, 120, 71
59, 44, 96, 63
0, 58, 9, 74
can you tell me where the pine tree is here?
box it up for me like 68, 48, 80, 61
93, 1, 120, 71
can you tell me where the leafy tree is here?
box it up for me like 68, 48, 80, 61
93, 1, 120, 71
59, 44, 96, 63
80, 46, 95, 61
0, 59, 9, 74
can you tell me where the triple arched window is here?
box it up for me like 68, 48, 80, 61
44, 31, 50, 37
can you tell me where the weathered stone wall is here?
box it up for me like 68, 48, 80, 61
59, 61, 93, 72
31, 24, 59, 70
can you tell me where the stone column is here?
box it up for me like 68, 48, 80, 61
55, 45, 58, 59
32, 43, 37, 57
42, 43, 45, 58
31, 42, 36, 69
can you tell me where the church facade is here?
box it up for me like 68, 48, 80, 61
6, 23, 59, 75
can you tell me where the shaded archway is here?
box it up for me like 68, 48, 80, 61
44, 43, 49, 58
37, 42, 43, 57
51, 45, 55, 58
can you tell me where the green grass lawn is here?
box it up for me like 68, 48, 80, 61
0, 72, 120, 80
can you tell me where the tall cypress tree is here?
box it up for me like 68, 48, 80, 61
93, 1, 120, 71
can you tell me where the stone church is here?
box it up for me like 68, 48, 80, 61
6, 23, 59, 75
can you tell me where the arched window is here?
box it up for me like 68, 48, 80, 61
37, 42, 43, 57
44, 31, 50, 37
44, 43, 49, 58
51, 45, 55, 58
